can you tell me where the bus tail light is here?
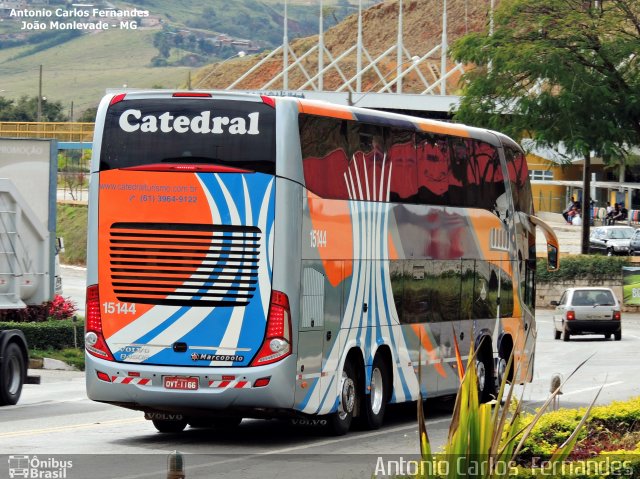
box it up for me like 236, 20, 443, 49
261, 95, 275, 108
566, 310, 575, 321
110, 93, 126, 105
613, 311, 621, 320
251, 291, 291, 366
85, 285, 115, 361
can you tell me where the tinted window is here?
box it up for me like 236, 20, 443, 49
504, 145, 533, 215
100, 99, 276, 174
300, 114, 508, 212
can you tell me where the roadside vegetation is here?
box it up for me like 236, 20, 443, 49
536, 255, 629, 283
30, 348, 85, 371
57, 203, 87, 265
414, 340, 640, 478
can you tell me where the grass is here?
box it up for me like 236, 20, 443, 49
30, 348, 85, 371
0, 28, 189, 113
57, 203, 87, 265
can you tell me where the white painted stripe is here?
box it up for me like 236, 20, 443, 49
559, 381, 624, 398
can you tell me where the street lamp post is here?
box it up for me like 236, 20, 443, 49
37, 65, 43, 123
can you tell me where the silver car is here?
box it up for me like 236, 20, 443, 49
588, 226, 634, 256
551, 287, 621, 341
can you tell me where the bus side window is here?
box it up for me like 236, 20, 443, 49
388, 129, 417, 203
416, 133, 450, 206
299, 115, 351, 199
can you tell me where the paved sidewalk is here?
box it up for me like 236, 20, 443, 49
535, 211, 585, 255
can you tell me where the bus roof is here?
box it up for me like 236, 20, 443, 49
296, 98, 505, 146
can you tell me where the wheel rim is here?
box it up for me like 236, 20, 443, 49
370, 367, 384, 415
497, 358, 507, 386
7, 355, 21, 395
476, 360, 486, 392
338, 371, 355, 420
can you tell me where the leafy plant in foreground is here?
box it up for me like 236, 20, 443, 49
415, 328, 601, 478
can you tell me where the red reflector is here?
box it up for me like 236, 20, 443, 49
97, 371, 111, 382
110, 93, 126, 105
613, 311, 621, 320
121, 163, 251, 173
128, 372, 141, 377
566, 310, 575, 320
261, 95, 275, 108
222, 375, 235, 381
172, 92, 212, 97
254, 377, 271, 388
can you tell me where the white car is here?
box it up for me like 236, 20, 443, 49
550, 287, 622, 341
588, 226, 634, 256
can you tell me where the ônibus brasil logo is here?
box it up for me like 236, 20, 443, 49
8, 455, 73, 478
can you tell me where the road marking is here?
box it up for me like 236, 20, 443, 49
119, 416, 454, 479
556, 381, 624, 398
0, 417, 146, 438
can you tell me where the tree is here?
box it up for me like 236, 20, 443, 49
0, 96, 14, 121
9, 95, 67, 122
77, 107, 98, 123
451, 0, 640, 253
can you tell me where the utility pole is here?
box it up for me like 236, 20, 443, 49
581, 153, 592, 254
37, 64, 43, 123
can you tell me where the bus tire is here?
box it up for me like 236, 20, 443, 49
0, 342, 26, 406
152, 418, 188, 433
327, 360, 357, 436
362, 355, 390, 430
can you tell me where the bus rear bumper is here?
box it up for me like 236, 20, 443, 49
85, 354, 297, 415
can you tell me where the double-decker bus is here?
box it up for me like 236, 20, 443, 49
85, 91, 558, 435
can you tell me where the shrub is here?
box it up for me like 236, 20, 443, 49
537, 255, 629, 283
0, 319, 83, 350
48, 295, 78, 321
0, 296, 78, 323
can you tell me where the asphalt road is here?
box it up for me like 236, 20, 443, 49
60, 265, 86, 317
1, 310, 639, 478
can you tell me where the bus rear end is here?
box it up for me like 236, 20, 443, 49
85, 91, 296, 429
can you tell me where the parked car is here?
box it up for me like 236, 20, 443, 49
588, 226, 635, 256
551, 287, 621, 341
629, 229, 640, 256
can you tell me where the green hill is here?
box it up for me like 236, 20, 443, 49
0, 28, 189, 116
0, 0, 358, 117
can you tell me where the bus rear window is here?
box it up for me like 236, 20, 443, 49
99, 98, 276, 174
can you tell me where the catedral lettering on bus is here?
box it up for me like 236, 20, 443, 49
118, 109, 260, 135
85, 91, 559, 435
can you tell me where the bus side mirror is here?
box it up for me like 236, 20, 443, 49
547, 244, 558, 271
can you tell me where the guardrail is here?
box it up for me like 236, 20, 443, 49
0, 122, 94, 142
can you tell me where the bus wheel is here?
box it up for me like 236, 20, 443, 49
362, 356, 389, 430
327, 361, 357, 435
152, 418, 188, 433
0, 343, 25, 406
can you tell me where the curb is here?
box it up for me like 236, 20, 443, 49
29, 357, 78, 371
